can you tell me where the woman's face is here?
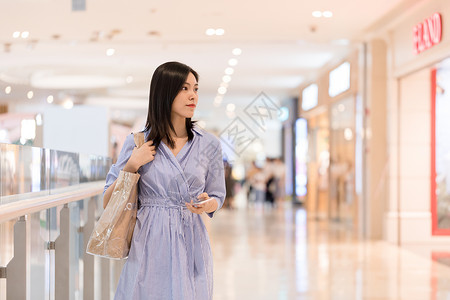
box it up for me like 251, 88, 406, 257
171, 72, 198, 120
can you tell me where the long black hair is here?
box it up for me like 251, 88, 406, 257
144, 61, 198, 149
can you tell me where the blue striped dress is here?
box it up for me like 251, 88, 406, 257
105, 127, 226, 300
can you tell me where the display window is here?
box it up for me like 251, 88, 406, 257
432, 59, 450, 234
295, 118, 308, 203
329, 96, 356, 226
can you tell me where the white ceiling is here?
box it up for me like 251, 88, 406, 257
0, 0, 409, 128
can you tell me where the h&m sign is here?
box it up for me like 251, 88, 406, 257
413, 12, 442, 55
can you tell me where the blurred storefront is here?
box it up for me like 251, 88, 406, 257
298, 51, 363, 232
368, 0, 450, 243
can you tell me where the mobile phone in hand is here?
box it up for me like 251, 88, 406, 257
192, 197, 214, 207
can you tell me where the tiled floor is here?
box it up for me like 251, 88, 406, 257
206, 203, 450, 300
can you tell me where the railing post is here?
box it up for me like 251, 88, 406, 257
83, 198, 96, 300
6, 216, 29, 300
55, 204, 70, 300
101, 258, 111, 300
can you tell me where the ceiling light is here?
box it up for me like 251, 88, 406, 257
226, 103, 235, 112
215, 28, 225, 36
27, 91, 34, 99
225, 67, 234, 75
106, 48, 115, 56
5, 86, 11, 94
218, 87, 227, 95
47, 95, 54, 104
323, 11, 333, 18
63, 99, 74, 109
312, 11, 322, 18
12, 32, 20, 38
222, 75, 231, 83
228, 58, 238, 66
21, 31, 29, 39
232, 48, 242, 55
205, 28, 215, 36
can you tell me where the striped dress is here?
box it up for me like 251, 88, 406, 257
105, 127, 226, 300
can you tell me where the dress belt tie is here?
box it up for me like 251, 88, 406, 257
140, 202, 192, 225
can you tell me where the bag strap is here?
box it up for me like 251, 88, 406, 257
133, 132, 146, 148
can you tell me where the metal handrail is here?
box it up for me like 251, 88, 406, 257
0, 181, 105, 223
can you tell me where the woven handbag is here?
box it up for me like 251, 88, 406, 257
86, 132, 145, 259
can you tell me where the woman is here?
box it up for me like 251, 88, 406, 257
103, 62, 226, 300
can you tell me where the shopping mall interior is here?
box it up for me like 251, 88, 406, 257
2, 0, 450, 299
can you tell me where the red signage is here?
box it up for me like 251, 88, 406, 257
413, 13, 442, 54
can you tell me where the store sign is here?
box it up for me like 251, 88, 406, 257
413, 12, 442, 55
302, 84, 318, 111
329, 62, 350, 97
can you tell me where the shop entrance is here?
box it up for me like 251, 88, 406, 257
329, 96, 356, 228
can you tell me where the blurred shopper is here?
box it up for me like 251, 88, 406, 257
249, 165, 266, 207
273, 157, 286, 205
223, 160, 235, 209
103, 62, 226, 300
264, 157, 276, 207
246, 161, 259, 204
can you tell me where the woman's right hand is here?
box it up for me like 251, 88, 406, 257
124, 140, 156, 173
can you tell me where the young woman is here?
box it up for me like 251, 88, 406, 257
102, 61, 226, 300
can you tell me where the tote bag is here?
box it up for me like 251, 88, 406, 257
86, 132, 145, 259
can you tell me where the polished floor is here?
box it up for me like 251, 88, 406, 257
205, 201, 450, 300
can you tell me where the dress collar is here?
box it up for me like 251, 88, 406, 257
192, 124, 204, 136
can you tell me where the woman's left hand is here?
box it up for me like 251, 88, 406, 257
185, 192, 218, 214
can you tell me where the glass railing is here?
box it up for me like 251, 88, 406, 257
0, 143, 124, 300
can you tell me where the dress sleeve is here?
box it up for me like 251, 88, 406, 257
205, 142, 226, 218
103, 134, 136, 195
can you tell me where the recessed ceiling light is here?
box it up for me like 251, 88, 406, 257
218, 87, 227, 95
215, 28, 225, 36
323, 11, 333, 18
47, 95, 54, 104
222, 75, 231, 83
228, 58, 238, 66
312, 11, 322, 18
21, 31, 29, 39
232, 48, 242, 55
226, 103, 235, 112
5, 86, 11, 94
63, 99, 74, 109
225, 67, 234, 75
27, 91, 34, 99
205, 28, 215, 36
12, 32, 20, 38
106, 48, 115, 56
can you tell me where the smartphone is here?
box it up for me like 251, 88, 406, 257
192, 197, 214, 207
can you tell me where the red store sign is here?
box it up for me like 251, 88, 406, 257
413, 12, 442, 54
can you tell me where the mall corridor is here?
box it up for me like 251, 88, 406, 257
2, 0, 450, 299
208, 199, 450, 300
